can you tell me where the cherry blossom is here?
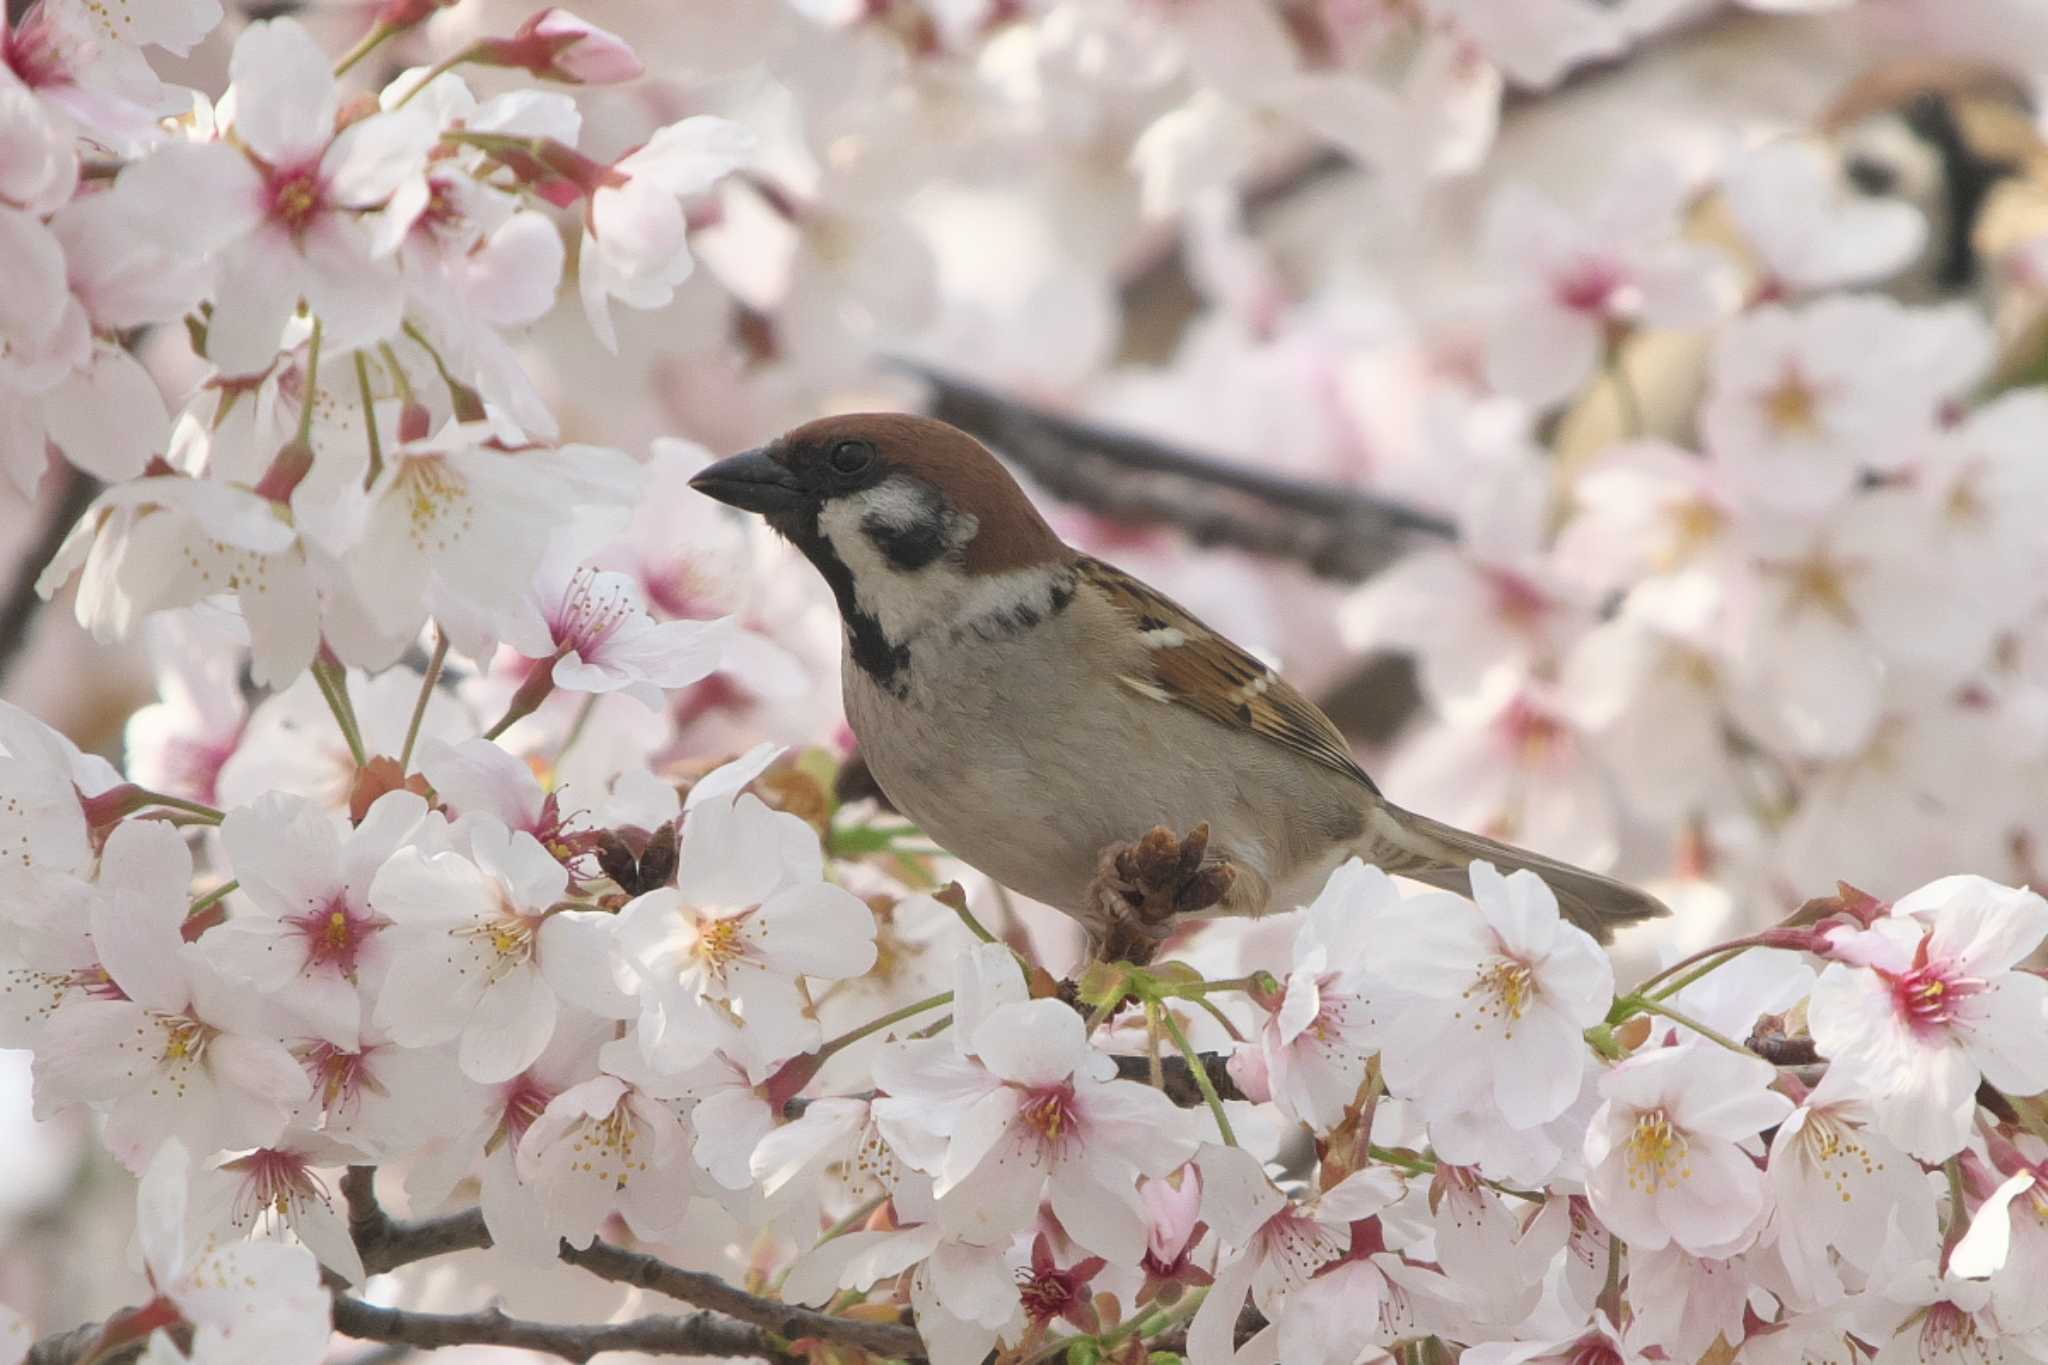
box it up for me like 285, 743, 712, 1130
31, 820, 311, 1170
132, 1140, 332, 1365
877, 998, 1196, 1263
1373, 860, 1615, 1131
514, 1044, 692, 1248
1702, 296, 1991, 513
370, 816, 623, 1082
119, 18, 438, 373
1767, 1066, 1936, 1305
1480, 158, 1731, 408
1583, 1042, 1791, 1255
1808, 875, 2048, 1161
614, 791, 876, 1074
1255, 858, 1401, 1132
204, 789, 429, 1046
577, 115, 753, 351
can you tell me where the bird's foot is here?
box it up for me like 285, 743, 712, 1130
1086, 823, 1237, 965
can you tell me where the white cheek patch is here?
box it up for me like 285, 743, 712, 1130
817, 479, 981, 642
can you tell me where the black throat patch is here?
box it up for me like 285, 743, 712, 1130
773, 509, 913, 695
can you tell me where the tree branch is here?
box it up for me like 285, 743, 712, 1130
560, 1240, 925, 1359
330, 1297, 803, 1363
904, 364, 1451, 581
343, 1166, 925, 1360
1112, 1049, 1247, 1108
0, 466, 98, 687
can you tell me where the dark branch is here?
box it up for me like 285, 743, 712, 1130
1111, 1049, 1247, 1108
904, 364, 1451, 581
343, 1166, 924, 1359
560, 1239, 925, 1359
331, 1298, 802, 1363
0, 466, 97, 686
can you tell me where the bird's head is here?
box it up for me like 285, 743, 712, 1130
1822, 59, 2038, 300
690, 413, 1072, 648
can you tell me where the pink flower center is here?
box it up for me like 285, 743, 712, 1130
1563, 1338, 1625, 1365
1019, 1083, 1080, 1152
2, 11, 70, 89
264, 164, 328, 235
1018, 1260, 1095, 1324
287, 896, 384, 976
1553, 257, 1627, 316
1882, 942, 1984, 1035
551, 567, 634, 655
223, 1147, 327, 1224
1918, 1302, 1985, 1360
492, 1072, 557, 1152
1484, 568, 1552, 627
298, 1039, 371, 1113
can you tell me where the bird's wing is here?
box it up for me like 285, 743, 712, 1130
1077, 556, 1380, 795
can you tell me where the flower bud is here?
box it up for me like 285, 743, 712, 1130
476, 9, 644, 85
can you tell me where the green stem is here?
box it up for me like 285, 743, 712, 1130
390, 47, 480, 108
1634, 940, 1759, 1000
1631, 998, 1754, 1057
333, 21, 396, 78
188, 880, 239, 915
1158, 1006, 1235, 1147
355, 351, 385, 487
946, 897, 997, 945
296, 319, 323, 446
311, 660, 369, 768
398, 630, 449, 773
1185, 991, 1246, 1044
814, 992, 953, 1062
132, 789, 225, 824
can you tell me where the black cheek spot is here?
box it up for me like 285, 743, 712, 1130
864, 515, 948, 571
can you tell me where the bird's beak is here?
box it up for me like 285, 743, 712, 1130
689, 448, 807, 516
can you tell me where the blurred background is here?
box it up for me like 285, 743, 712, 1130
8, 0, 2048, 1350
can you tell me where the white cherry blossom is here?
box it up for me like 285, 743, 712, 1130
1583, 1042, 1791, 1255
1808, 875, 2048, 1161
615, 791, 876, 1074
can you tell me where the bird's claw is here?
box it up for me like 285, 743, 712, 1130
1088, 822, 1238, 964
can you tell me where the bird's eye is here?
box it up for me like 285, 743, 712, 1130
828, 439, 875, 476
1844, 154, 1898, 197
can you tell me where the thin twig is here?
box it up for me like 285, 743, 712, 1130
397, 630, 448, 773
331, 1297, 803, 1364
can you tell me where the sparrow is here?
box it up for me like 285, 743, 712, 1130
690, 413, 1667, 946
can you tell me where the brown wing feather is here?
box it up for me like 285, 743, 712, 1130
1080, 558, 1380, 795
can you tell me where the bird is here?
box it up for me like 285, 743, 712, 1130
690, 412, 1667, 950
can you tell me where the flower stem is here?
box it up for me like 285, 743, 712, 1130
1633, 939, 1762, 999
333, 21, 398, 78
1158, 1005, 1235, 1146
814, 992, 952, 1062
188, 880, 239, 915
131, 789, 226, 824
355, 351, 385, 487
399, 629, 449, 773
311, 658, 369, 768
389, 46, 481, 108
296, 318, 323, 447
1631, 998, 1753, 1056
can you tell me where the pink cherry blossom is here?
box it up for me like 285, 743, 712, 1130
119, 18, 438, 373
1808, 875, 2048, 1161
879, 997, 1197, 1263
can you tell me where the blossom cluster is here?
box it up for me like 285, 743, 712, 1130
4, 1, 2048, 1365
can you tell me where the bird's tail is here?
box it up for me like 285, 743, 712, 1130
1364, 802, 1668, 944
